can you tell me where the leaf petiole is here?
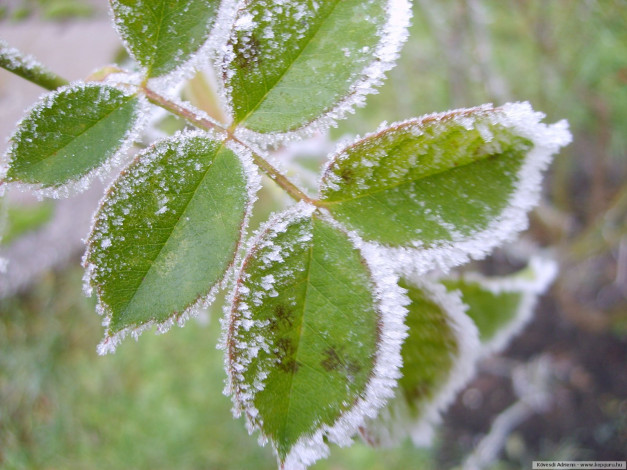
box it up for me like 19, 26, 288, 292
141, 85, 319, 206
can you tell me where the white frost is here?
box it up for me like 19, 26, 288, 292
220, 0, 412, 148
109, 0, 235, 90
83, 128, 259, 355
321, 102, 572, 278
1, 81, 148, 200
446, 255, 558, 356
223, 204, 410, 470
359, 279, 481, 448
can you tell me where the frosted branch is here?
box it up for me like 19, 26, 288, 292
0, 40, 68, 91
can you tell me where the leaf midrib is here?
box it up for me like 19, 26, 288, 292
277, 219, 365, 454
17, 91, 134, 173
279, 221, 315, 454
320, 149, 506, 206
114, 141, 228, 324
146, 0, 168, 77
233, 0, 342, 127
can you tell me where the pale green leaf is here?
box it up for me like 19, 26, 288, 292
226, 204, 388, 468
442, 257, 557, 355
360, 280, 479, 448
318, 103, 571, 271
111, 0, 219, 78
2, 83, 142, 197
222, 0, 411, 138
84, 132, 253, 354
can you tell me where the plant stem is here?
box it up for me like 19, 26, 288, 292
0, 40, 69, 91
246, 149, 317, 205
141, 86, 318, 205
142, 86, 224, 133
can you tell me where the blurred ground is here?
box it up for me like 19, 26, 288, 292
1, 1, 626, 469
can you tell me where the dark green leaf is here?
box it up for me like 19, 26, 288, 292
226, 204, 389, 468
222, 0, 411, 137
3, 83, 142, 197
360, 279, 479, 447
84, 132, 254, 353
442, 257, 557, 354
111, 0, 220, 78
318, 103, 571, 270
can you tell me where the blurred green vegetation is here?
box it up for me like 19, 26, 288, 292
1, 0, 626, 468
1, 202, 54, 246
0, 0, 94, 21
0, 268, 434, 470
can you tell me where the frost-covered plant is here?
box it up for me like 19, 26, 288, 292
0, 1, 572, 469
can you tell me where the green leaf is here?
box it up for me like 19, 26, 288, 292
319, 103, 571, 271
111, 0, 219, 78
2, 83, 142, 197
222, 0, 411, 138
84, 132, 255, 354
360, 280, 479, 448
442, 257, 557, 355
226, 204, 399, 468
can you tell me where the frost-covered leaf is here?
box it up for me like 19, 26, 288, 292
225, 203, 405, 469
442, 257, 557, 355
319, 102, 572, 273
1, 83, 143, 198
84, 131, 257, 354
360, 280, 479, 448
111, 0, 220, 78
221, 0, 411, 141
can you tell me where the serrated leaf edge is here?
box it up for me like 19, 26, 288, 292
360, 278, 481, 448
444, 255, 557, 356
320, 102, 572, 276
223, 203, 410, 470
109, 0, 226, 85
219, 0, 412, 148
82, 129, 260, 355
1, 81, 147, 199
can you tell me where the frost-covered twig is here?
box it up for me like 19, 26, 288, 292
0, 39, 68, 91
462, 356, 554, 470
141, 85, 317, 205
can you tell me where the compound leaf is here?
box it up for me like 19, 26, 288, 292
319, 102, 572, 272
221, 0, 411, 141
111, 0, 220, 78
442, 257, 557, 355
84, 131, 254, 354
2, 83, 142, 197
360, 280, 479, 448
226, 204, 402, 469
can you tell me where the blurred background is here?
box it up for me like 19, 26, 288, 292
1, 1, 626, 469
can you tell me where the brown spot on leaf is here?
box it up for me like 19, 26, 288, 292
340, 167, 355, 184
275, 337, 299, 373
404, 381, 433, 403
321, 347, 342, 371
233, 33, 261, 70
269, 304, 294, 332
275, 304, 292, 324
347, 360, 362, 376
